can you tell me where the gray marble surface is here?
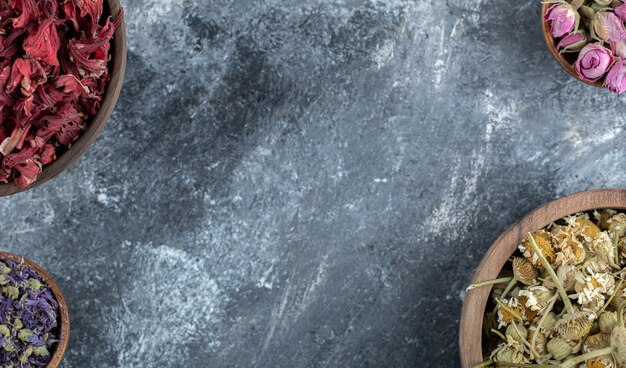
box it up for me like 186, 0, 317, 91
1, 0, 624, 367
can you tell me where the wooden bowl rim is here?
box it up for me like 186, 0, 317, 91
541, 3, 604, 88
0, 0, 127, 196
0, 252, 69, 368
459, 188, 626, 367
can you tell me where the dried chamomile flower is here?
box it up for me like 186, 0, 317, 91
590, 232, 618, 269
548, 336, 573, 360
611, 287, 626, 310
595, 210, 618, 231
512, 257, 538, 286
585, 357, 615, 368
490, 343, 528, 365
519, 286, 554, 313
540, 311, 559, 336
497, 298, 525, 328
530, 329, 548, 358
506, 322, 528, 350
565, 214, 602, 242
544, 264, 579, 291
584, 332, 611, 352
555, 235, 587, 266
573, 272, 615, 308
611, 326, 626, 367
520, 230, 556, 267
607, 213, 626, 238
555, 308, 595, 341
600, 312, 619, 334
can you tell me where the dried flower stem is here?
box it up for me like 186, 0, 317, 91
495, 298, 523, 321
598, 279, 623, 316
467, 277, 514, 291
490, 328, 507, 342
493, 362, 555, 367
512, 322, 540, 360
559, 347, 616, 368
614, 226, 622, 268
490, 276, 518, 317
530, 294, 558, 359
618, 299, 626, 328
472, 359, 493, 368
526, 233, 574, 314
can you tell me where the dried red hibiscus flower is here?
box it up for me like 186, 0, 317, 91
0, 0, 123, 188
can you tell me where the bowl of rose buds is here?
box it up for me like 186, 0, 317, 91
459, 189, 626, 368
542, 0, 626, 93
0, 0, 126, 196
0, 252, 69, 367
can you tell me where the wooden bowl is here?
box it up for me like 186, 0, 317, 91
459, 188, 626, 367
541, 3, 603, 88
0, 252, 69, 367
0, 0, 127, 196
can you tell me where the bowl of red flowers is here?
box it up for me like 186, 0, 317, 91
0, 252, 68, 367
0, 0, 126, 195
542, 1, 626, 93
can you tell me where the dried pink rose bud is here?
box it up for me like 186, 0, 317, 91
616, 4, 626, 21
557, 31, 587, 52
594, 12, 626, 43
545, 3, 578, 38
575, 43, 615, 82
611, 39, 626, 59
605, 60, 626, 94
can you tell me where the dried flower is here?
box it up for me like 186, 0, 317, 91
545, 2, 579, 38
491, 343, 528, 365
519, 230, 556, 267
590, 232, 617, 268
0, 1, 124, 188
575, 43, 615, 83
584, 332, 610, 351
605, 60, 626, 95
512, 257, 538, 286
595, 210, 617, 231
594, 11, 626, 43
497, 298, 525, 328
558, 31, 588, 52
599, 312, 619, 334
478, 210, 626, 367
555, 308, 595, 341
616, 3, 626, 21
548, 336, 573, 360
0, 260, 58, 367
540, 311, 559, 335
573, 272, 615, 308
506, 322, 528, 348
607, 213, 626, 237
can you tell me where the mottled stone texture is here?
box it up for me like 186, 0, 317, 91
0, 0, 623, 367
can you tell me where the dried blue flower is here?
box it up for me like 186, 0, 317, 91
0, 259, 58, 367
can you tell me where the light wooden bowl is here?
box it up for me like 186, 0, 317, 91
541, 3, 603, 88
459, 188, 626, 367
0, 252, 69, 367
0, 0, 127, 196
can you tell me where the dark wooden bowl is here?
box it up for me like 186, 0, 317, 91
0, 252, 69, 367
0, 0, 127, 196
459, 188, 626, 367
541, 3, 603, 88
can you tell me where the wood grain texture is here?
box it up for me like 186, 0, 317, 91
0, 252, 69, 367
0, 0, 127, 196
541, 4, 602, 88
459, 189, 626, 368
